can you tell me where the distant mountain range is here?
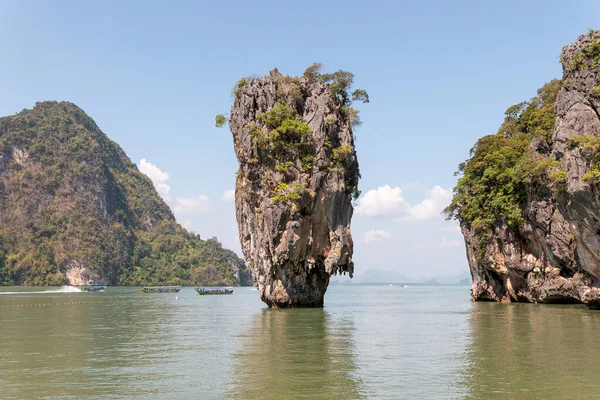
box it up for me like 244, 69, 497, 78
331, 268, 471, 284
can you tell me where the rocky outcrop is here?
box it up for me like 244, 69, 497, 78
229, 69, 361, 307
459, 32, 600, 308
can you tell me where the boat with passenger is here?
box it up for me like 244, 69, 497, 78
81, 285, 106, 292
140, 286, 181, 293
195, 287, 234, 295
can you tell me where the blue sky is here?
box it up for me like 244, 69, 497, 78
1, 1, 598, 280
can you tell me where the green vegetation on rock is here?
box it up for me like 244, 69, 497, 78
566, 135, 600, 186
215, 114, 227, 128
257, 103, 313, 152
331, 144, 353, 168
303, 63, 369, 128
232, 77, 248, 99
227, 66, 364, 307
253, 102, 314, 203
271, 181, 307, 204
220, 64, 366, 207
445, 80, 565, 246
0, 102, 250, 286
563, 29, 600, 71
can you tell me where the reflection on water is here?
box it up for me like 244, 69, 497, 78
348, 284, 472, 399
228, 308, 363, 399
0, 290, 180, 398
464, 302, 600, 398
1, 285, 475, 399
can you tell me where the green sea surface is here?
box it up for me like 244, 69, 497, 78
1, 285, 599, 399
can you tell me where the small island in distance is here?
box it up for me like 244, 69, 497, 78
330, 269, 471, 285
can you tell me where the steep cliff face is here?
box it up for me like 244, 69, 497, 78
228, 68, 363, 307
448, 31, 600, 307
0, 101, 249, 286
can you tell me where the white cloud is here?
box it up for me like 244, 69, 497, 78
355, 185, 407, 217
223, 189, 235, 203
402, 186, 452, 221
173, 195, 213, 215
363, 229, 391, 243
355, 185, 451, 221
139, 158, 213, 216
138, 158, 171, 200
182, 220, 193, 230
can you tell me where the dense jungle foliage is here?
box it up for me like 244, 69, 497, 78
444, 80, 564, 244
0, 102, 250, 286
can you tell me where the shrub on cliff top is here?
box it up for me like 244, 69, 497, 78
303, 63, 369, 127
303, 63, 323, 82
562, 29, 600, 71
215, 114, 226, 128
497, 79, 561, 143
231, 77, 248, 99
219, 66, 365, 206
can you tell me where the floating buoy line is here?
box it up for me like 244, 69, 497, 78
0, 298, 147, 308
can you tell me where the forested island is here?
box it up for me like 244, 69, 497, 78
446, 30, 600, 308
0, 101, 250, 286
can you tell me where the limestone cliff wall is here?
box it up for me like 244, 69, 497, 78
462, 32, 600, 307
229, 69, 360, 307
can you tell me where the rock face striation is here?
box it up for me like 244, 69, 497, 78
228, 68, 361, 307
0, 101, 249, 286
451, 31, 600, 308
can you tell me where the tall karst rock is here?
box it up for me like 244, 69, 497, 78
0, 101, 250, 286
226, 66, 367, 307
447, 31, 600, 308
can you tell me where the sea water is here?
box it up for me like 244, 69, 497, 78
1, 285, 600, 399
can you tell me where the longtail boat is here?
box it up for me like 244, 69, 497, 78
195, 287, 234, 295
140, 286, 180, 293
81, 285, 106, 292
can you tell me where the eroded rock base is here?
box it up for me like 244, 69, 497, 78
258, 265, 330, 308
